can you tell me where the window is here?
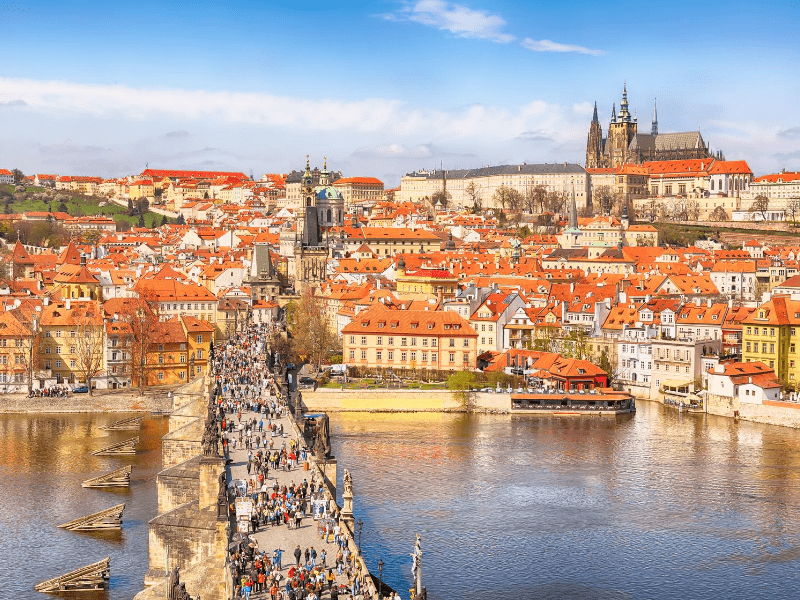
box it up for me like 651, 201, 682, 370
377, 336, 383, 345
197, 349, 203, 359
196, 334, 203, 344
401, 352, 407, 361
376, 351, 382, 361
388, 351, 394, 360
422, 338, 428, 346
361, 336, 367, 345
422, 352, 427, 362
349, 351, 355, 360
45, 347, 51, 354
388, 337, 394, 346
488, 324, 493, 332
45, 361, 51, 370
69, 346, 76, 354
463, 353, 469, 363
349, 336, 355, 344
432, 339, 437, 347
463, 339, 470, 348
431, 353, 437, 362
411, 338, 417, 346
770, 344, 775, 353
449, 339, 455, 347
70, 360, 76, 368
180, 354, 186, 363
55, 360, 61, 368
361, 350, 366, 359
159, 355, 164, 364
481, 324, 486, 332
401, 337, 407, 346
411, 352, 416, 361
449, 353, 455, 363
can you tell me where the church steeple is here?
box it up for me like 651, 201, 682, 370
610, 103, 617, 124
618, 83, 631, 122
592, 101, 599, 123
651, 98, 658, 136
320, 156, 330, 186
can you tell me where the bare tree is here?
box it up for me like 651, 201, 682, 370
709, 206, 728, 222
73, 302, 105, 395
750, 195, 770, 221
592, 186, 619, 216
13, 310, 42, 394
492, 185, 523, 212
464, 182, 483, 213
545, 190, 566, 215
119, 294, 161, 395
526, 184, 549, 214
786, 197, 800, 226
430, 189, 452, 209
289, 288, 339, 373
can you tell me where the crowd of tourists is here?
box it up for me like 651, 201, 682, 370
212, 324, 394, 599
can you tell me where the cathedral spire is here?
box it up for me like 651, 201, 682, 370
618, 83, 631, 122
651, 98, 658, 136
592, 101, 599, 123
568, 182, 578, 231
610, 103, 617, 124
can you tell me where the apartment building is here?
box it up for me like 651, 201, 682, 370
341, 305, 478, 372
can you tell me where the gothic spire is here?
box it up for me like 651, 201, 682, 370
651, 98, 658, 136
592, 101, 599, 123
618, 82, 631, 122
610, 103, 617, 124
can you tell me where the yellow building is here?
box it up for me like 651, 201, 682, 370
40, 299, 105, 386
395, 259, 458, 300
741, 296, 799, 384
140, 316, 214, 386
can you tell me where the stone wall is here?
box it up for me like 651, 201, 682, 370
147, 501, 218, 574
162, 418, 204, 468
301, 388, 511, 413
706, 393, 800, 428
157, 456, 201, 514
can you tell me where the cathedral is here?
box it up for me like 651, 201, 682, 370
586, 85, 719, 169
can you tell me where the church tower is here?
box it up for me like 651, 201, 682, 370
586, 102, 604, 168
651, 99, 658, 136
606, 84, 638, 167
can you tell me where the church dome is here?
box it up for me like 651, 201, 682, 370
315, 185, 343, 201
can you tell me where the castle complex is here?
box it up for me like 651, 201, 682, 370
586, 85, 719, 169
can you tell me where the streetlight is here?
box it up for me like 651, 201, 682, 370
377, 558, 384, 599
356, 518, 363, 554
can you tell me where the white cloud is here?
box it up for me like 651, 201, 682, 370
521, 37, 603, 56
387, 0, 515, 43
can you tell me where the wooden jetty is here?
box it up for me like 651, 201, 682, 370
58, 503, 125, 531
82, 465, 132, 488
91, 436, 138, 456
100, 415, 144, 430
34, 557, 110, 593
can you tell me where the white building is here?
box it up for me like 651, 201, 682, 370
706, 361, 781, 404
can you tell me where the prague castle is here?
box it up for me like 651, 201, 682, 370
586, 85, 719, 169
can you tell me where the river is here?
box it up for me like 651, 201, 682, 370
0, 412, 167, 600
4, 402, 800, 599
331, 402, 800, 600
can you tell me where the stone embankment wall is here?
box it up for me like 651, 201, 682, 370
301, 388, 511, 413
0, 391, 172, 413
705, 394, 800, 428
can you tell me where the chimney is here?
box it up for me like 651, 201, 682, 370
707, 298, 712, 308
43, 297, 50, 306
65, 299, 70, 310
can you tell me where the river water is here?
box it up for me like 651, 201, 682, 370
0, 413, 167, 600
5, 403, 800, 600
331, 402, 800, 600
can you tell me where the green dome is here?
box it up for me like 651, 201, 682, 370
315, 185, 343, 201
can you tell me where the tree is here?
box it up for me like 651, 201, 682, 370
545, 190, 566, 215
160, 214, 169, 226
127, 198, 134, 214
447, 370, 479, 405
119, 295, 161, 395
58, 202, 69, 214
525, 184, 549, 214
430, 189, 452, 210
12, 169, 24, 185
492, 185, 523, 212
787, 198, 800, 227
593, 186, 619, 216
709, 206, 728, 222
750, 195, 770, 221
138, 213, 146, 228
464, 182, 482, 213
177, 214, 186, 225
288, 288, 338, 372
598, 348, 616, 387
72, 303, 105, 395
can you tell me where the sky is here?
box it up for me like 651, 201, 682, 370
0, 0, 798, 186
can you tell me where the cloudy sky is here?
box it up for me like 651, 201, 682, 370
0, 0, 798, 185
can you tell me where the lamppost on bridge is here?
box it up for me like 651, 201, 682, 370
357, 518, 363, 554
377, 558, 384, 599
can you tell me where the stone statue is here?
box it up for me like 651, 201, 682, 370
343, 469, 353, 496
168, 566, 193, 600
312, 414, 331, 459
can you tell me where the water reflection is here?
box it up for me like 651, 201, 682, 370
0, 413, 166, 600
331, 402, 800, 599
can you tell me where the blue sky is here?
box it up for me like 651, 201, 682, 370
0, 0, 798, 185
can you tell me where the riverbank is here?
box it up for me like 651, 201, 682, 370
0, 388, 175, 413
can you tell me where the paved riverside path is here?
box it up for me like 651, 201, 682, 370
224, 397, 355, 599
